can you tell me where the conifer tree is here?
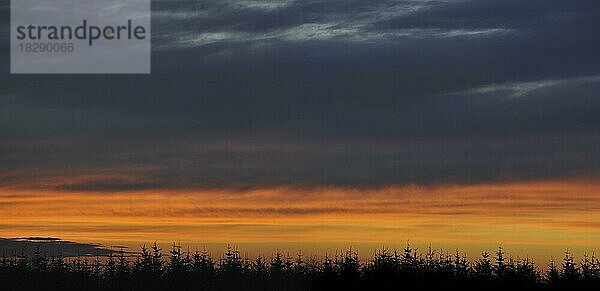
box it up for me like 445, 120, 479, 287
473, 251, 492, 279
494, 246, 506, 279
168, 243, 185, 274
562, 250, 579, 281
547, 257, 560, 285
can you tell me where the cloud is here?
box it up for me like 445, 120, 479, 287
151, 0, 435, 48
150, 0, 522, 51
455, 75, 600, 98
55, 179, 164, 192
374, 0, 600, 30
1, 182, 598, 253
0, 237, 113, 257
1, 0, 600, 190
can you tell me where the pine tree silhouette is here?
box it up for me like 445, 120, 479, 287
547, 257, 560, 286
494, 246, 506, 279
1, 243, 600, 290
562, 250, 579, 282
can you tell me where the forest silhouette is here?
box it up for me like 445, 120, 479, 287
1, 243, 599, 290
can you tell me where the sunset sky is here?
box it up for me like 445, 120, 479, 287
1, 0, 600, 261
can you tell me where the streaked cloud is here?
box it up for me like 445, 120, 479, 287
153, 0, 513, 49
457, 75, 600, 98
0, 181, 598, 259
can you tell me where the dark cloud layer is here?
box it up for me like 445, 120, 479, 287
0, 237, 113, 257
1, 0, 599, 191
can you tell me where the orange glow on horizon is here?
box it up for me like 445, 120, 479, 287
1, 180, 599, 261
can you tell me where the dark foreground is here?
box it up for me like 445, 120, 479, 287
1, 244, 599, 290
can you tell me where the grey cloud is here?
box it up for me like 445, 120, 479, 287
55, 180, 165, 192
152, 0, 436, 48
0, 237, 113, 257
375, 0, 600, 30
1, 0, 599, 190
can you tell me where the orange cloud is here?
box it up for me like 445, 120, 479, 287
0, 180, 598, 261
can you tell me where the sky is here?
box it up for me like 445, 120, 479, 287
0, 0, 599, 260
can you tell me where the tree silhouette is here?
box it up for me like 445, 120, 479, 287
1, 244, 599, 290
494, 246, 506, 279
190, 249, 215, 290
473, 251, 493, 279
547, 257, 560, 286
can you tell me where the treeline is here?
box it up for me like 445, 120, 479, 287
1, 243, 599, 290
